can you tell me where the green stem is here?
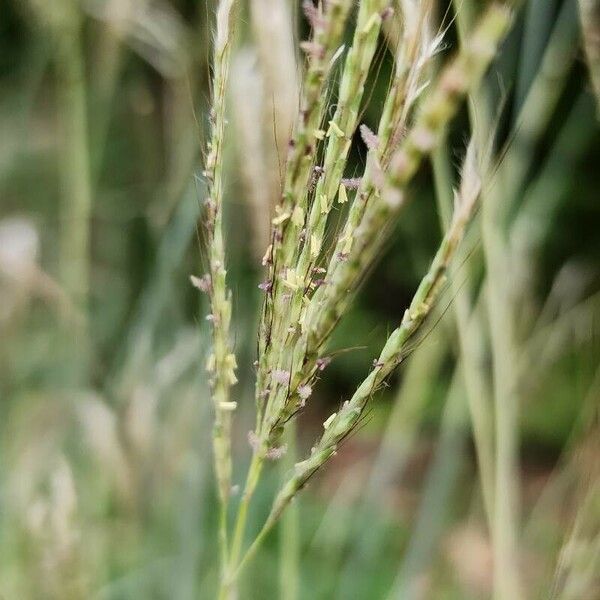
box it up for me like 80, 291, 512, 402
54, 0, 93, 380
218, 500, 229, 583
279, 422, 299, 600
231, 514, 276, 584
226, 451, 265, 583
204, 0, 238, 584
431, 143, 496, 530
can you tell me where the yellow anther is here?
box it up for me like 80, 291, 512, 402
327, 120, 345, 138
292, 205, 304, 227
362, 12, 381, 35
282, 268, 299, 290
342, 234, 352, 254
219, 401, 237, 411
310, 234, 321, 258
206, 353, 215, 372
272, 205, 290, 225
323, 413, 337, 430
319, 194, 329, 214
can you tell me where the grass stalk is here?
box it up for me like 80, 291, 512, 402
447, 3, 579, 579
387, 369, 468, 599
514, 0, 558, 113
335, 329, 448, 596
493, 0, 579, 223
432, 142, 496, 528
462, 5, 578, 598
203, 0, 238, 583
482, 110, 524, 600
279, 421, 300, 600
228, 451, 264, 575
236, 0, 383, 553
54, 0, 93, 351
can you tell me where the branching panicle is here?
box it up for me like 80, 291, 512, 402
251, 137, 484, 557
201, 2, 519, 593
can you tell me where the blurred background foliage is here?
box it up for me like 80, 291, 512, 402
0, 0, 599, 598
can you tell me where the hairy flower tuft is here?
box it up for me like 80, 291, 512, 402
302, 0, 321, 29
272, 369, 291, 385
265, 444, 287, 460
341, 177, 361, 189
359, 123, 380, 151
297, 384, 312, 401
190, 273, 212, 293
316, 356, 331, 371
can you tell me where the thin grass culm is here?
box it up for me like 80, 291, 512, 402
197, 1, 521, 596
199, 0, 238, 581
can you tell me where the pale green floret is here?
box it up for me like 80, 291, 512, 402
327, 120, 345, 137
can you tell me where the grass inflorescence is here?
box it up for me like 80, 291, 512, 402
201, 1, 520, 595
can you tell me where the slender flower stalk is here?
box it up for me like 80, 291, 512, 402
279, 422, 300, 600
432, 143, 497, 528
54, 0, 92, 312
203, 0, 238, 576
53, 0, 93, 382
